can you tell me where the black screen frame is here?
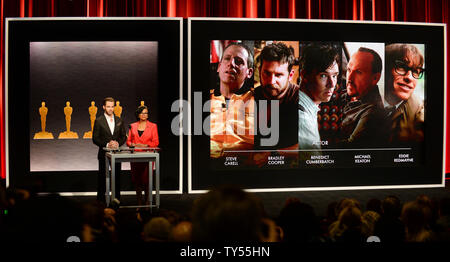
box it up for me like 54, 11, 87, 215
6, 18, 183, 194
188, 18, 446, 192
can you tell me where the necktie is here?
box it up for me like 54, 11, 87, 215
386, 105, 396, 117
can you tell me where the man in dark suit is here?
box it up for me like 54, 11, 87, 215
93, 97, 127, 204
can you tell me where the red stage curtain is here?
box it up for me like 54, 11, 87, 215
0, 0, 449, 179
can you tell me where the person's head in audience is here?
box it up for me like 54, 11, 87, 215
381, 195, 402, 218
329, 205, 365, 242
191, 184, 264, 241
401, 200, 433, 242
361, 210, 380, 237
160, 209, 182, 226
416, 194, 432, 207
277, 200, 321, 242
143, 216, 172, 242
335, 198, 361, 218
434, 197, 450, 241
284, 196, 301, 206
326, 201, 338, 222
260, 217, 283, 242
5, 188, 30, 208
81, 201, 108, 242
339, 206, 363, 230
170, 221, 192, 242
6, 194, 84, 242
416, 194, 437, 227
116, 210, 143, 242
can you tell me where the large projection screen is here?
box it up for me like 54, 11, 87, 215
6, 18, 183, 195
188, 18, 446, 193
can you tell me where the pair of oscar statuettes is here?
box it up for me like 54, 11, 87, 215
33, 100, 145, 140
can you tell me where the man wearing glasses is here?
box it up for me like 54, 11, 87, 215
385, 43, 425, 143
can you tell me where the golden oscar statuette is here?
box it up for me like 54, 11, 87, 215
58, 101, 79, 139
83, 101, 98, 139
140, 100, 145, 107
33, 101, 54, 139
114, 100, 122, 118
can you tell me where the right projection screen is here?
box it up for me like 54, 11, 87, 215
188, 19, 446, 192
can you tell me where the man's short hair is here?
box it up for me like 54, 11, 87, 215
357, 47, 383, 74
385, 43, 424, 73
221, 42, 254, 69
258, 42, 296, 72
191, 184, 263, 241
381, 195, 402, 218
300, 42, 340, 75
143, 217, 172, 241
103, 97, 115, 106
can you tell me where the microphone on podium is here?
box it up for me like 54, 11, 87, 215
128, 125, 135, 153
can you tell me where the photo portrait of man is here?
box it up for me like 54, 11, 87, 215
254, 42, 299, 165
339, 45, 388, 146
210, 42, 255, 159
384, 43, 425, 144
255, 42, 299, 147
298, 42, 340, 150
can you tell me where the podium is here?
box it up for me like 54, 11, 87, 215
104, 147, 160, 211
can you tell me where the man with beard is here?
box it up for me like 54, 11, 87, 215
340, 47, 388, 146
384, 44, 425, 144
210, 42, 254, 158
253, 42, 299, 166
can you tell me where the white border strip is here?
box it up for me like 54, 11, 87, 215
189, 183, 444, 194
50, 190, 179, 197
5, 18, 10, 188
187, 17, 447, 193
443, 22, 448, 185
188, 18, 193, 195
5, 17, 184, 195
178, 17, 184, 194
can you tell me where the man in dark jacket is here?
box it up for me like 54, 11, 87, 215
93, 97, 126, 204
384, 44, 425, 144
339, 47, 388, 146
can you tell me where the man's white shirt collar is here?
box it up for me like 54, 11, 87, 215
104, 113, 115, 134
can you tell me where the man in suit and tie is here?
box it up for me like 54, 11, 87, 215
93, 97, 127, 204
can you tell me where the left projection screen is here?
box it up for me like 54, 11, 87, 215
29, 41, 158, 172
6, 18, 183, 194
